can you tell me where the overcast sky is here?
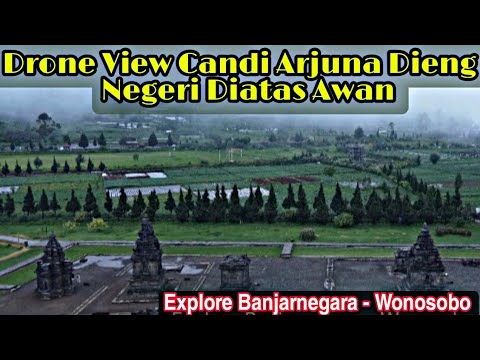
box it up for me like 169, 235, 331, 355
0, 87, 478, 126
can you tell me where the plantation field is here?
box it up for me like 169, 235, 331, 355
105, 163, 394, 207
408, 158, 480, 204
373, 150, 480, 204
0, 147, 307, 172
0, 221, 478, 244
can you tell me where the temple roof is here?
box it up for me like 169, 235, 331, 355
415, 223, 437, 250
131, 218, 161, 261
40, 233, 65, 264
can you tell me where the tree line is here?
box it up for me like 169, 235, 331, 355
0, 175, 468, 227
1, 155, 107, 175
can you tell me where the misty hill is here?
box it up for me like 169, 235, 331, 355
0, 88, 478, 137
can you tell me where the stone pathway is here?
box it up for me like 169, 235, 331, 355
281, 243, 294, 258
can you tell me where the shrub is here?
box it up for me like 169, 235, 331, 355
299, 228, 316, 242
436, 226, 471, 237
63, 221, 77, 231
323, 166, 336, 177
430, 153, 440, 165
333, 212, 354, 228
74, 211, 88, 224
87, 218, 108, 232
454, 217, 466, 228
277, 209, 296, 223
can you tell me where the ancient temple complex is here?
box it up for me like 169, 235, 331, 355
394, 223, 446, 290
35, 233, 74, 300
127, 217, 165, 299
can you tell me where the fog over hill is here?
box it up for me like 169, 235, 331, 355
0, 88, 478, 136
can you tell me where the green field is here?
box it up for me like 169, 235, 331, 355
0, 221, 478, 244
0, 147, 306, 172
375, 150, 480, 204
0, 173, 105, 217
0, 263, 36, 286
0, 248, 43, 272
0, 244, 18, 258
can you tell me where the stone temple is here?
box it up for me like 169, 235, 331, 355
35, 233, 74, 300
394, 223, 446, 290
127, 217, 165, 299
219, 255, 251, 290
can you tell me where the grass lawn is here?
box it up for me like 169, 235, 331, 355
0, 148, 305, 172
0, 248, 43, 272
64, 245, 280, 258
0, 264, 36, 286
0, 244, 18, 258
0, 221, 478, 244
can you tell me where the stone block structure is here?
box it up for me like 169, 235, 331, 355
35, 234, 74, 300
219, 255, 251, 290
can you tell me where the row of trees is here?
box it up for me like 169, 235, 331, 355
1, 178, 467, 226
103, 180, 467, 225
0, 185, 100, 219
71, 132, 107, 149
1, 156, 106, 176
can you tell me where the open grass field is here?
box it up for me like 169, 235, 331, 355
0, 248, 43, 272
0, 244, 18, 258
0, 221, 478, 244
0, 147, 307, 172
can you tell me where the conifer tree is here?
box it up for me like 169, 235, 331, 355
63, 161, 70, 173
22, 186, 36, 215
84, 184, 100, 218
185, 187, 194, 212
115, 187, 131, 218
330, 183, 346, 215
254, 185, 264, 209
51, 157, 58, 174
165, 190, 177, 214
349, 183, 365, 224
313, 183, 326, 210
211, 184, 226, 222
14, 161, 22, 176
1, 162, 9, 176
39, 189, 49, 218
243, 187, 259, 223
50, 192, 60, 216
366, 189, 383, 224
26, 160, 33, 174
295, 184, 310, 224
221, 185, 229, 209
264, 184, 278, 223
104, 191, 113, 213
282, 183, 296, 209
5, 194, 15, 217
228, 184, 242, 223
87, 158, 94, 172
175, 189, 190, 223
66, 190, 81, 216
